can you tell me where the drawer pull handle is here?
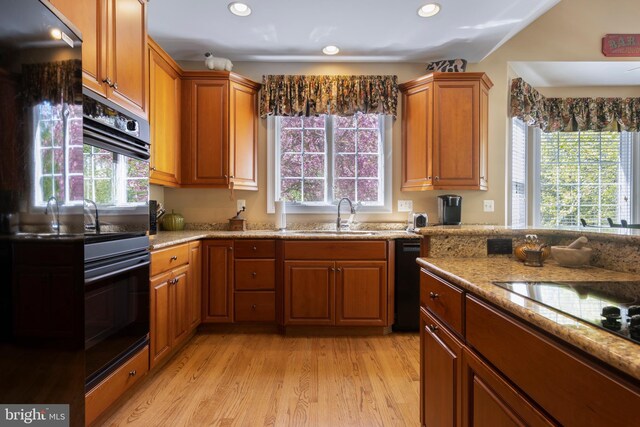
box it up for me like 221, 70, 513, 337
251, 304, 257, 311
428, 324, 439, 333
252, 272, 257, 277
129, 370, 137, 376
170, 256, 178, 261
429, 292, 439, 299
252, 246, 257, 251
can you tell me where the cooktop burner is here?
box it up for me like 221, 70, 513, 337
492, 281, 640, 345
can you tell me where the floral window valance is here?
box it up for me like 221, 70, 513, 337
21, 60, 82, 107
260, 74, 398, 118
510, 77, 640, 132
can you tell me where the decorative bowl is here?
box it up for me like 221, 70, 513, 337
550, 246, 592, 268
514, 244, 550, 261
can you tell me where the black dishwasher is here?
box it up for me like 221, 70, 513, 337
393, 239, 421, 331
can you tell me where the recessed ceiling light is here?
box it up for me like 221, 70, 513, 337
322, 45, 340, 55
417, 3, 441, 18
50, 28, 62, 40
228, 2, 251, 17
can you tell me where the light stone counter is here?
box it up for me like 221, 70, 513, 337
150, 229, 419, 250
416, 256, 640, 381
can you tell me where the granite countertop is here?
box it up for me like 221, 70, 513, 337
418, 224, 640, 243
416, 256, 640, 381
150, 229, 419, 250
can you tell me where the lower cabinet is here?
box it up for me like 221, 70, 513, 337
202, 240, 234, 323
150, 242, 201, 368
420, 308, 462, 427
283, 241, 389, 327
420, 268, 640, 427
85, 346, 149, 426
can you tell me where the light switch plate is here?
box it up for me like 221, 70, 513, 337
237, 199, 246, 212
483, 200, 495, 212
398, 200, 413, 212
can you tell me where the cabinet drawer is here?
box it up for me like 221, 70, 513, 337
466, 295, 640, 427
86, 345, 149, 426
234, 291, 275, 322
284, 240, 387, 260
235, 259, 275, 290
420, 270, 463, 335
234, 240, 276, 258
151, 243, 189, 276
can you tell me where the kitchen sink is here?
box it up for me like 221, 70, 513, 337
287, 230, 379, 236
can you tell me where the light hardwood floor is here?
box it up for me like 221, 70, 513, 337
99, 332, 420, 427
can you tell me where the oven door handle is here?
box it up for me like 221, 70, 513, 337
85, 256, 150, 285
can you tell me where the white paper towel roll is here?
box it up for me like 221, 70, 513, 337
275, 200, 286, 230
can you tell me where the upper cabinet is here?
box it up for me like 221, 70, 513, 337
181, 72, 260, 190
399, 72, 492, 191
148, 38, 180, 187
51, 0, 148, 118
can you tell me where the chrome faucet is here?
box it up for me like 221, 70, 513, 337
84, 199, 100, 234
336, 197, 356, 231
44, 196, 60, 235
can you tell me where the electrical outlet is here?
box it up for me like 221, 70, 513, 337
236, 199, 246, 212
483, 200, 495, 212
398, 200, 413, 212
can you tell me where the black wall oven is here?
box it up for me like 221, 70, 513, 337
85, 236, 150, 390
82, 90, 151, 391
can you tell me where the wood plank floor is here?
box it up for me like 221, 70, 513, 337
99, 331, 420, 427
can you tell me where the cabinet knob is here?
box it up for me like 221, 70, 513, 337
336, 267, 342, 272
428, 324, 439, 333
151, 166, 157, 171
112, 82, 118, 90
251, 272, 257, 277
429, 292, 439, 299
170, 255, 178, 261
428, 176, 432, 180
252, 246, 257, 251
230, 175, 235, 179
229, 246, 233, 251
102, 77, 113, 86
330, 267, 336, 272
435, 176, 439, 181
251, 304, 257, 311
129, 370, 137, 377
224, 175, 228, 179
174, 277, 180, 284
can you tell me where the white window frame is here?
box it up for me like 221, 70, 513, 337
518, 128, 639, 227
267, 115, 392, 214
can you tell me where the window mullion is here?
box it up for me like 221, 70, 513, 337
327, 116, 334, 204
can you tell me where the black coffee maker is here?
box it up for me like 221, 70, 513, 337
438, 195, 462, 225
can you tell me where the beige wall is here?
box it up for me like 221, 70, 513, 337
157, 0, 640, 226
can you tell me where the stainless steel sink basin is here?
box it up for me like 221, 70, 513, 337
287, 230, 379, 236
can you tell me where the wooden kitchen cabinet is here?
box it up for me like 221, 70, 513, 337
420, 307, 462, 427
283, 241, 389, 327
400, 73, 492, 191
202, 240, 234, 323
148, 37, 181, 187
150, 242, 200, 368
284, 261, 335, 325
233, 240, 276, 322
181, 72, 260, 190
52, 0, 147, 118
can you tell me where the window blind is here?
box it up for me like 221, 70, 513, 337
511, 118, 527, 227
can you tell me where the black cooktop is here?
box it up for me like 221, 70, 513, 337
492, 281, 640, 345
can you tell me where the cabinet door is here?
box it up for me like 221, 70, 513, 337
421, 308, 462, 427
433, 80, 480, 188
149, 44, 180, 186
188, 241, 202, 331
228, 81, 258, 190
202, 240, 234, 322
182, 79, 229, 185
51, 0, 107, 96
150, 271, 171, 368
335, 261, 387, 326
284, 261, 335, 325
401, 82, 433, 190
107, 0, 147, 117
170, 265, 190, 349
461, 349, 555, 427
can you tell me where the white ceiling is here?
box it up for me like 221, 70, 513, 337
147, 0, 559, 63
510, 61, 640, 87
